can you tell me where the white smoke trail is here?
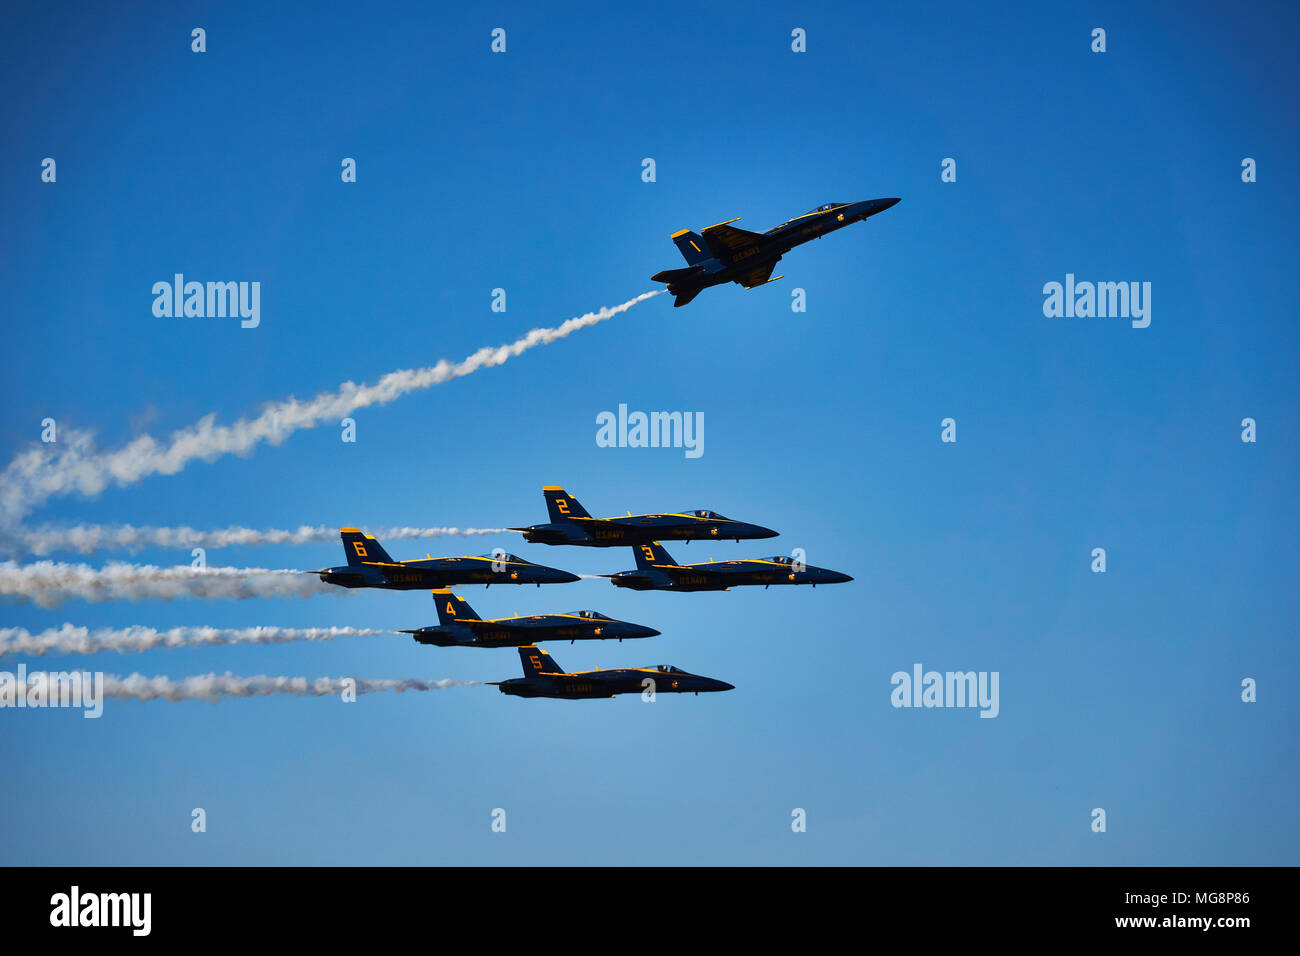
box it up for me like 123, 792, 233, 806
0, 292, 661, 523
5, 522, 509, 557
0, 623, 394, 658
0, 561, 334, 609
7, 671, 480, 704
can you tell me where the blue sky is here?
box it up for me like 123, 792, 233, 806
1, 0, 1296, 864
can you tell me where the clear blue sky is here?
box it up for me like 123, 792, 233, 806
1, 0, 1296, 864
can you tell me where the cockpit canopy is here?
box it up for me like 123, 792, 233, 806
478, 552, 521, 562
656, 665, 685, 674
692, 509, 725, 519
771, 555, 795, 564
768, 204, 847, 234
577, 610, 609, 620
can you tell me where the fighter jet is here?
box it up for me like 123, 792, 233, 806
314, 529, 579, 590
489, 645, 734, 699
651, 198, 901, 307
604, 541, 853, 592
399, 589, 661, 647
509, 486, 778, 547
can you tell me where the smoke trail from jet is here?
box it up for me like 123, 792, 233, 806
0, 561, 335, 609
7, 671, 480, 704
0, 623, 395, 659
4, 522, 510, 558
0, 291, 662, 523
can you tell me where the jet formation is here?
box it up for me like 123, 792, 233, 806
297, 196, 892, 698
651, 198, 900, 307
317, 487, 852, 699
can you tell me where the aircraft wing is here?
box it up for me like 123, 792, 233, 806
600, 515, 661, 527
457, 617, 521, 633
562, 514, 665, 530
736, 258, 783, 289
701, 220, 764, 259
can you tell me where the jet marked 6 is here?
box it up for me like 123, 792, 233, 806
651, 198, 901, 307
510, 486, 777, 547
400, 589, 660, 648
604, 541, 853, 592
489, 645, 734, 699
314, 530, 579, 590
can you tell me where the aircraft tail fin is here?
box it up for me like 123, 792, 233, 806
432, 589, 479, 625
671, 229, 711, 266
543, 486, 591, 522
340, 528, 394, 566
672, 288, 702, 308
633, 541, 677, 570
518, 644, 562, 677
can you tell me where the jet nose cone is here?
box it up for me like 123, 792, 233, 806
857, 197, 900, 219
639, 626, 662, 638
555, 569, 582, 583
829, 571, 854, 583
715, 681, 735, 692
754, 525, 780, 539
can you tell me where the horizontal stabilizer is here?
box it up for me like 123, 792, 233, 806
652, 265, 705, 284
